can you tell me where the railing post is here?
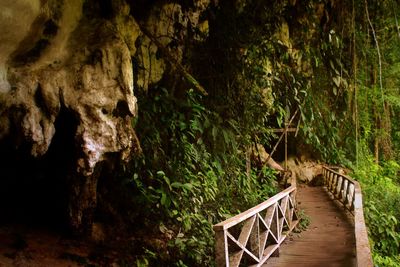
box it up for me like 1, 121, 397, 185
336, 175, 342, 198
339, 176, 345, 201
350, 185, 355, 211
215, 229, 229, 267
343, 180, 349, 206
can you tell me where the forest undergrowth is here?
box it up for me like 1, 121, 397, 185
130, 89, 279, 266
126, 1, 400, 265
352, 157, 400, 266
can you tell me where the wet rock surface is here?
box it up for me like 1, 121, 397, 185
0, 0, 211, 233
0, 0, 141, 232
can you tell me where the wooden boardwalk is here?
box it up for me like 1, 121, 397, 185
264, 185, 356, 267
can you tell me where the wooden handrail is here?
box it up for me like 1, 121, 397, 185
213, 178, 298, 267
322, 166, 373, 267
213, 186, 295, 231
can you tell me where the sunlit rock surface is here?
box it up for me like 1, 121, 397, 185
0, 0, 140, 231
0, 0, 211, 232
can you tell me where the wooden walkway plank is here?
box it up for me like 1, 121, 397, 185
264, 185, 356, 267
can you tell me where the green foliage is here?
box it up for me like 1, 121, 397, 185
127, 0, 400, 265
300, 90, 348, 163
348, 2, 400, 260
373, 254, 400, 267
353, 158, 400, 262
131, 88, 279, 265
364, 202, 400, 255
295, 209, 311, 232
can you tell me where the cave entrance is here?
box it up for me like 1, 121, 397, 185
266, 124, 298, 171
0, 107, 77, 230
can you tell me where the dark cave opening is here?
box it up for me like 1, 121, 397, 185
265, 134, 299, 163
0, 107, 78, 230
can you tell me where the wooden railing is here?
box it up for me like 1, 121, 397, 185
213, 180, 299, 267
322, 166, 373, 267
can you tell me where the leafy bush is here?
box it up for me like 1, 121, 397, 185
353, 158, 400, 263
364, 202, 400, 255
130, 88, 279, 265
373, 254, 400, 267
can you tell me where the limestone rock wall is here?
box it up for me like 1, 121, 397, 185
0, 0, 211, 232
0, 0, 140, 231
0, 0, 139, 229
133, 1, 211, 91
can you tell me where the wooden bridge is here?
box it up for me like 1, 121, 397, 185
213, 166, 373, 267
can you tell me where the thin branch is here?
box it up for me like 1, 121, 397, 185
364, 0, 384, 109
393, 1, 400, 41
353, 0, 359, 167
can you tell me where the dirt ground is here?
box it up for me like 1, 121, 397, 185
0, 224, 124, 267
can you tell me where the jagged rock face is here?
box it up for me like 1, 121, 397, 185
0, 0, 211, 232
133, 1, 210, 92
0, 0, 141, 231
286, 157, 323, 183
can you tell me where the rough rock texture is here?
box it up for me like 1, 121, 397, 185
286, 157, 324, 183
133, 1, 210, 92
250, 144, 284, 171
0, 0, 212, 233
0, 0, 41, 93
0, 0, 141, 232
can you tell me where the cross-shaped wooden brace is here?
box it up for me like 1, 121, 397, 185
267, 109, 300, 172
